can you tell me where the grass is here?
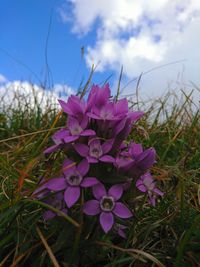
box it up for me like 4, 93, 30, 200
0, 81, 200, 267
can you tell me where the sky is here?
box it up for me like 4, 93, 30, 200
0, 0, 200, 102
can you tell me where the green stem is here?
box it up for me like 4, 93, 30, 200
24, 199, 80, 228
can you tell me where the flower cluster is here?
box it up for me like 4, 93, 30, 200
36, 84, 163, 235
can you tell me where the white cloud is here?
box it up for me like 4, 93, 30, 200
0, 80, 75, 111
53, 83, 74, 97
60, 0, 200, 99
0, 74, 7, 84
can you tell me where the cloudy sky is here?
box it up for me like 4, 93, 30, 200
0, 0, 200, 100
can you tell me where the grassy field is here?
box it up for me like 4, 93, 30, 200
0, 82, 200, 267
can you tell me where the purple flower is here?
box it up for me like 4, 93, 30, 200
116, 142, 143, 168
116, 142, 156, 177
136, 172, 164, 206
87, 102, 122, 121
87, 88, 143, 124
114, 98, 144, 122
87, 83, 111, 111
74, 138, 115, 163
128, 147, 156, 176
43, 128, 68, 154
33, 182, 67, 220
43, 192, 68, 220
63, 116, 96, 143
111, 111, 143, 148
39, 82, 162, 237
44, 144, 62, 154
43, 159, 99, 208
114, 223, 127, 238
87, 98, 130, 122
83, 183, 132, 233
50, 117, 96, 145
59, 95, 87, 122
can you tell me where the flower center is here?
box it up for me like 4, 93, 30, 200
89, 145, 103, 158
100, 196, 115, 212
100, 110, 112, 120
66, 171, 82, 186
70, 125, 83, 136
143, 178, 154, 191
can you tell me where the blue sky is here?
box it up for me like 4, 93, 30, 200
0, 0, 200, 99
0, 0, 111, 91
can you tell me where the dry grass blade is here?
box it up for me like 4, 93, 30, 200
36, 226, 61, 267
0, 249, 15, 267
37, 110, 63, 151
96, 241, 165, 267
9, 243, 41, 267
135, 72, 142, 108
79, 64, 95, 99
0, 127, 62, 144
17, 156, 39, 191
115, 66, 123, 101
128, 249, 166, 267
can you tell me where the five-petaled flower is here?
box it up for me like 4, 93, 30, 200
43, 159, 99, 208
136, 172, 164, 206
83, 183, 132, 233
74, 138, 115, 163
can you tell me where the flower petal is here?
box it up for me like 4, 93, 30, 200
74, 143, 89, 157
129, 143, 143, 156
113, 202, 133, 218
87, 156, 98, 163
81, 177, 99, 187
114, 98, 128, 115
66, 95, 86, 116
118, 228, 126, 238
77, 159, 89, 176
149, 196, 156, 206
87, 112, 101, 120
128, 111, 144, 122
64, 186, 80, 208
137, 148, 156, 170
100, 155, 115, 163
136, 179, 147, 192
80, 129, 96, 136
63, 135, 79, 143
83, 200, 101, 215
114, 118, 127, 135
53, 128, 69, 142
102, 139, 114, 154
154, 188, 164, 196
123, 179, 132, 191
43, 144, 60, 154
136, 183, 147, 192
43, 210, 56, 220
45, 178, 66, 191
63, 160, 76, 176
93, 183, 106, 200
87, 83, 110, 111
108, 184, 123, 201
100, 212, 114, 233
58, 99, 73, 115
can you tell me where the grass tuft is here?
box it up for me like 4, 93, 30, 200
0, 83, 199, 266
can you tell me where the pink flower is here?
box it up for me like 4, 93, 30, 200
136, 172, 164, 206
83, 183, 132, 233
